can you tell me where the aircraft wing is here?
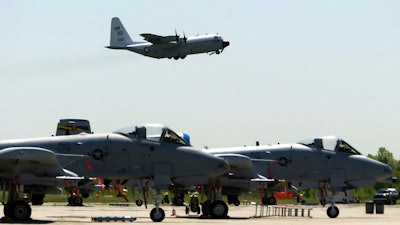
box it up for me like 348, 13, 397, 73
140, 33, 177, 45
214, 153, 261, 179
251, 174, 275, 182
0, 147, 81, 185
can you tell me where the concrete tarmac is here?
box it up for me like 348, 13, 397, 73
1, 203, 399, 224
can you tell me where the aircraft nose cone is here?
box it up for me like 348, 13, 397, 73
222, 41, 230, 48
374, 161, 393, 182
382, 165, 393, 181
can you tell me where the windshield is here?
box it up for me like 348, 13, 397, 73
337, 139, 361, 155
114, 124, 191, 146
298, 136, 361, 155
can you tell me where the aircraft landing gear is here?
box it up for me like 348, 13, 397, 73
150, 207, 165, 222
172, 191, 185, 206
227, 194, 240, 206
68, 195, 83, 206
318, 185, 340, 218
209, 200, 228, 218
135, 199, 143, 206
31, 194, 44, 205
4, 200, 32, 221
2, 182, 32, 221
327, 205, 339, 218
201, 181, 229, 219
200, 200, 228, 218
148, 183, 165, 222
261, 196, 277, 205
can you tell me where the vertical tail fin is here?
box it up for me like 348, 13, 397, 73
109, 17, 134, 47
56, 119, 92, 136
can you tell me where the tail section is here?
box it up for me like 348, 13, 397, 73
108, 17, 134, 48
56, 119, 92, 136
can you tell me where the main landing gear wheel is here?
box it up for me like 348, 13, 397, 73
262, 196, 277, 205
209, 200, 228, 219
227, 195, 240, 206
136, 199, 143, 206
150, 208, 165, 222
3, 202, 12, 218
327, 205, 339, 218
173, 197, 184, 206
201, 200, 210, 217
31, 194, 44, 205
5, 201, 32, 221
68, 195, 83, 206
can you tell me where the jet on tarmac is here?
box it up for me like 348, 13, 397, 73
0, 123, 229, 222
204, 136, 393, 218
106, 17, 230, 60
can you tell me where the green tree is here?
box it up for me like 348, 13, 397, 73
375, 147, 397, 169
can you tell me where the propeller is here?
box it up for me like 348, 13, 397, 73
174, 29, 187, 43
174, 29, 180, 43
182, 31, 187, 43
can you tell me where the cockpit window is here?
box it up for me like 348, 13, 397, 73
298, 136, 361, 155
337, 140, 361, 155
161, 128, 191, 146
114, 124, 191, 146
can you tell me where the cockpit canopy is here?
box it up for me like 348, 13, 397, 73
298, 136, 361, 155
114, 124, 191, 146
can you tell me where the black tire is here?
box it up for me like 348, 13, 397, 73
201, 201, 210, 217
68, 196, 83, 206
327, 205, 339, 218
3, 202, 12, 218
81, 192, 90, 199
227, 195, 240, 206
10, 200, 31, 221
173, 197, 184, 206
267, 196, 277, 205
261, 196, 268, 205
136, 199, 143, 206
209, 200, 228, 219
31, 194, 44, 205
150, 208, 165, 222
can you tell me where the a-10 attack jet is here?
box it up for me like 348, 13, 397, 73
0, 123, 229, 222
106, 17, 230, 60
203, 136, 393, 218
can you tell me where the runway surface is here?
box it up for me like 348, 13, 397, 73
1, 203, 399, 224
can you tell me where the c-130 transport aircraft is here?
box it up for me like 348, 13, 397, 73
106, 17, 230, 59
0, 123, 229, 222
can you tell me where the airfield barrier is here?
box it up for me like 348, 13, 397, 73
253, 204, 312, 218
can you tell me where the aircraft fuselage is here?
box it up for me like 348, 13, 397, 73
124, 35, 228, 59
0, 133, 228, 186
206, 143, 392, 190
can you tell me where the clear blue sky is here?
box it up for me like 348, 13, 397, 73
1, 1, 399, 158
